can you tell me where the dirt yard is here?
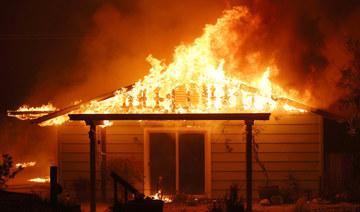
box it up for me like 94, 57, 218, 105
81, 202, 296, 212
81, 201, 360, 212
163, 203, 296, 212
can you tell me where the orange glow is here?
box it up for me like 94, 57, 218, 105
99, 120, 113, 128
38, 114, 69, 127
9, 7, 309, 126
16, 161, 36, 168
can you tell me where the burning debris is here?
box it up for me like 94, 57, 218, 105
27, 177, 50, 183
15, 162, 36, 168
152, 190, 172, 203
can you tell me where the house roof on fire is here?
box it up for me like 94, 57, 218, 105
8, 83, 345, 125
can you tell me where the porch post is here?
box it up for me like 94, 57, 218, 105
89, 123, 96, 212
245, 120, 254, 211
50, 166, 58, 209
101, 127, 107, 201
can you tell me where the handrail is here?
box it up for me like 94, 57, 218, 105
110, 171, 145, 203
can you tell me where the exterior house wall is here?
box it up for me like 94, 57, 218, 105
211, 114, 322, 198
58, 114, 322, 200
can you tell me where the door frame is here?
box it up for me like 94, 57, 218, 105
144, 127, 211, 198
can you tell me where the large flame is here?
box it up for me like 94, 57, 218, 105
78, 7, 306, 115
9, 6, 308, 126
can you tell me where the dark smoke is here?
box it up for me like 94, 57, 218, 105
16, 0, 230, 108
234, 0, 360, 108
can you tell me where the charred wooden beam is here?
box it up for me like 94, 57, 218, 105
31, 84, 134, 124
69, 113, 271, 121
7, 110, 56, 115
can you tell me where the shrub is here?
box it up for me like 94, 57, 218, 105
208, 182, 245, 212
0, 154, 23, 190
224, 183, 245, 212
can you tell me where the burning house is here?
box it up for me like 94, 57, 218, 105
6, 5, 348, 211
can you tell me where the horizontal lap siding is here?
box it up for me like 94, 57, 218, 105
212, 143, 320, 152
58, 122, 144, 200
58, 124, 89, 180
211, 114, 321, 198
212, 161, 320, 171
59, 114, 322, 200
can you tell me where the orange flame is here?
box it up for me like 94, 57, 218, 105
152, 190, 172, 203
16, 161, 36, 168
28, 177, 50, 183
9, 6, 309, 126
38, 114, 69, 127
76, 7, 307, 116
8, 103, 58, 120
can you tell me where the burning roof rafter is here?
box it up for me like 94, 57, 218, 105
7, 81, 344, 125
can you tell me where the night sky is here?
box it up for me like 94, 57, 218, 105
1, 0, 94, 113
0, 0, 230, 117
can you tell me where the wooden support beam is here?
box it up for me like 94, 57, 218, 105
50, 166, 58, 209
101, 128, 107, 201
69, 113, 271, 121
245, 120, 254, 211
89, 123, 96, 212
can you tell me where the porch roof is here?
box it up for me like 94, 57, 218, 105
68, 113, 271, 124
